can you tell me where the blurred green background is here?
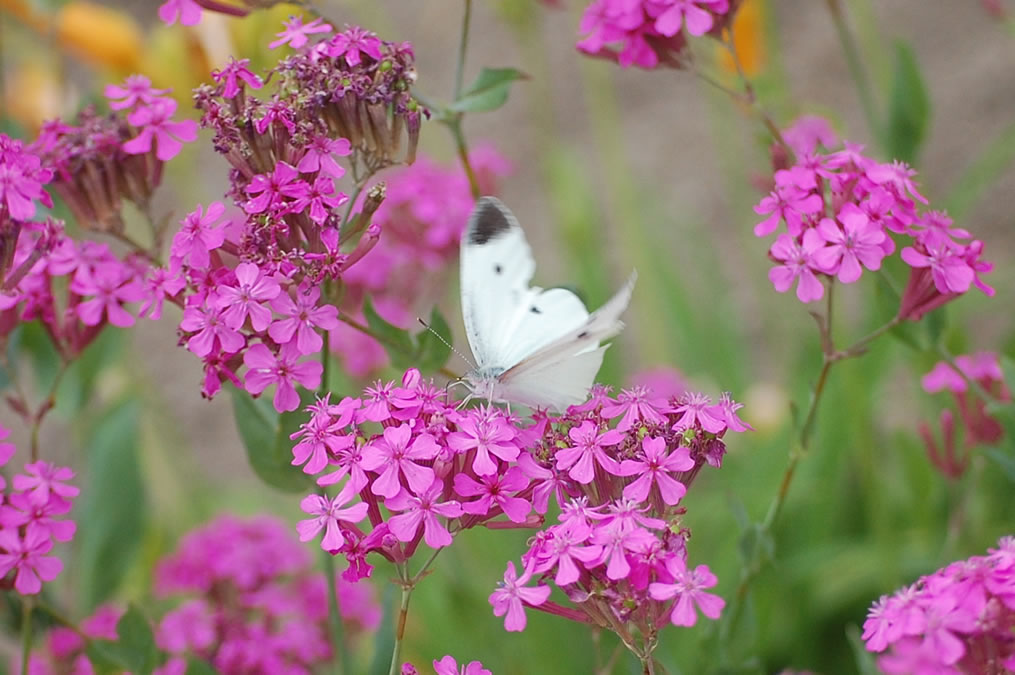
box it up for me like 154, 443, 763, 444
1, 0, 1014, 673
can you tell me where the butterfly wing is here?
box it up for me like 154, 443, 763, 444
493, 272, 637, 410
460, 197, 590, 370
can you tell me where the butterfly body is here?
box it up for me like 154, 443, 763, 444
459, 197, 636, 412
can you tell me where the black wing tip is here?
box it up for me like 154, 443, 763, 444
468, 196, 515, 246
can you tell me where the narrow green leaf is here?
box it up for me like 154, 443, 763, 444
448, 67, 528, 113
416, 307, 454, 374
846, 624, 881, 675
78, 399, 146, 610
230, 388, 312, 493
884, 40, 930, 164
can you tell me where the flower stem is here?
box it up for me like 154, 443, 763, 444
824, 0, 881, 145
453, 0, 472, 100
448, 0, 481, 198
321, 547, 347, 674
387, 563, 413, 675
21, 597, 33, 675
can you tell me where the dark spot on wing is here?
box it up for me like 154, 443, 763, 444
577, 331, 588, 339
530, 306, 542, 314
468, 197, 513, 245
494, 264, 502, 275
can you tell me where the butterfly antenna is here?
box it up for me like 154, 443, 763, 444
417, 317, 476, 372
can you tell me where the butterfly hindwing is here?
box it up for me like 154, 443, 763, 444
460, 196, 636, 411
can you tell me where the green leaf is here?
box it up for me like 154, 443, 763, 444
416, 307, 453, 374
884, 40, 930, 164
78, 399, 146, 610
448, 67, 528, 113
86, 605, 162, 675
363, 296, 414, 370
846, 624, 881, 675
361, 298, 454, 374
230, 388, 313, 493
185, 657, 219, 675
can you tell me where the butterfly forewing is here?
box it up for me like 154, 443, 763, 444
460, 197, 636, 411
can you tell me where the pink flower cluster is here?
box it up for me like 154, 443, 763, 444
918, 352, 1010, 478
151, 515, 380, 674
25, 605, 121, 675
150, 26, 429, 409
0, 426, 78, 595
577, 0, 735, 68
0, 217, 147, 354
863, 536, 1015, 674
332, 147, 511, 376
294, 369, 747, 638
754, 120, 993, 315
31, 77, 196, 235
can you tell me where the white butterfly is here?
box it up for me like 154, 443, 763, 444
459, 196, 636, 412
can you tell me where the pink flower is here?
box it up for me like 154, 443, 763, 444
269, 16, 333, 50
104, 75, 170, 111
70, 263, 144, 328
286, 176, 348, 224
811, 204, 887, 283
0, 151, 49, 221
602, 386, 668, 432
180, 303, 245, 357
139, 267, 186, 320
646, 0, 719, 37
386, 480, 463, 549
669, 391, 725, 432
901, 239, 974, 295
753, 186, 824, 238
649, 557, 725, 626
268, 286, 339, 355
447, 409, 520, 476
171, 202, 227, 269
216, 262, 280, 332
618, 435, 694, 505
297, 136, 351, 178
360, 423, 439, 498
297, 481, 369, 552
453, 467, 531, 522
489, 561, 551, 632
243, 343, 323, 413
210, 58, 264, 99
433, 656, 491, 675
555, 421, 624, 484
122, 99, 199, 162
326, 26, 384, 66
0, 527, 63, 594
767, 230, 827, 303
157, 0, 201, 26
244, 162, 305, 215
13, 462, 79, 506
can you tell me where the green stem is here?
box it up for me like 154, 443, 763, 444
387, 563, 412, 675
21, 598, 33, 675
321, 547, 347, 674
825, 0, 881, 145
449, 0, 480, 198
453, 0, 472, 101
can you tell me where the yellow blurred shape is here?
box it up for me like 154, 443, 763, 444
6, 62, 64, 132
742, 381, 788, 434
55, 1, 143, 71
719, 0, 767, 77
